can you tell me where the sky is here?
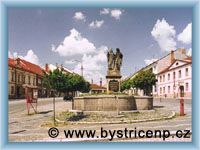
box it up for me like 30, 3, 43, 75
8, 7, 192, 84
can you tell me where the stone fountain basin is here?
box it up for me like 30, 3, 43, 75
73, 95, 153, 111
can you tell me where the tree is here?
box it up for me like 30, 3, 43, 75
121, 79, 134, 91
43, 68, 67, 125
42, 68, 90, 125
63, 74, 90, 95
132, 69, 157, 96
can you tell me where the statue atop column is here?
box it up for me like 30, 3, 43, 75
107, 48, 123, 77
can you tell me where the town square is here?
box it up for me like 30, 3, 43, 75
7, 7, 192, 142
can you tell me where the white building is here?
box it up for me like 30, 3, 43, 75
154, 57, 192, 98
124, 48, 191, 98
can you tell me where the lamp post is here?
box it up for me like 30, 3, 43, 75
73, 60, 83, 77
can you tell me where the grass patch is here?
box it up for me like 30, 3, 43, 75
58, 111, 74, 120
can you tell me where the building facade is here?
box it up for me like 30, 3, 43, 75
154, 57, 192, 98
123, 48, 191, 98
8, 58, 44, 99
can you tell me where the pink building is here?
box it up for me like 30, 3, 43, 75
154, 57, 192, 98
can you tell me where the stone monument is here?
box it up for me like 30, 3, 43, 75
73, 48, 153, 113
106, 48, 123, 93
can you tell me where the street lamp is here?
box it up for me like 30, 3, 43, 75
73, 60, 83, 77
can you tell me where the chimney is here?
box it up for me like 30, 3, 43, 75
16, 58, 20, 66
45, 64, 49, 72
181, 48, 186, 54
100, 77, 102, 87
170, 50, 175, 63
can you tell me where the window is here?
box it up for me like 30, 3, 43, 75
185, 68, 189, 76
23, 75, 25, 84
176, 62, 179, 66
163, 75, 165, 82
28, 76, 30, 84
154, 85, 157, 92
160, 87, 162, 94
173, 72, 176, 79
186, 83, 189, 91
38, 78, 41, 84
178, 70, 182, 78
11, 72, 14, 82
18, 74, 20, 82
163, 87, 165, 94
160, 76, 162, 82
11, 86, 14, 94
168, 86, 170, 93
33, 78, 35, 86
168, 73, 170, 81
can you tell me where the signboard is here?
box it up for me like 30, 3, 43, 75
109, 80, 119, 92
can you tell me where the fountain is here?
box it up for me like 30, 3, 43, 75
73, 48, 153, 113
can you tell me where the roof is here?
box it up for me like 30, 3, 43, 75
46, 64, 73, 74
8, 58, 43, 76
124, 48, 189, 81
157, 58, 192, 75
184, 56, 192, 61
90, 84, 106, 90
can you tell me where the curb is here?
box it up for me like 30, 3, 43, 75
56, 111, 176, 125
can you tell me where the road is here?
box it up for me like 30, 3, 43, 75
8, 97, 192, 142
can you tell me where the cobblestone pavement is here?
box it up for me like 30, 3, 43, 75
8, 97, 192, 142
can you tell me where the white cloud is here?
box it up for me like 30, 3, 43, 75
51, 44, 56, 52
100, 8, 110, 15
89, 20, 104, 28
73, 12, 86, 21
110, 9, 123, 20
73, 46, 108, 84
187, 48, 192, 56
9, 51, 18, 59
151, 18, 176, 52
8, 51, 12, 58
144, 58, 158, 65
52, 28, 108, 84
100, 8, 124, 20
177, 23, 192, 44
9, 50, 40, 65
52, 28, 96, 56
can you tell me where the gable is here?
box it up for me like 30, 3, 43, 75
169, 60, 187, 70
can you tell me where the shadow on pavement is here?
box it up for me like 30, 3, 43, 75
153, 106, 164, 109
37, 110, 53, 114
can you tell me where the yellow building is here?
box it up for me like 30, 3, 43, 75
8, 58, 43, 99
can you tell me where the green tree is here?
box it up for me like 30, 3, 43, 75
42, 69, 90, 125
63, 74, 90, 94
132, 69, 157, 96
43, 68, 67, 125
121, 79, 134, 91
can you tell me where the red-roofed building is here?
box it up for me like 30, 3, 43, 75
90, 84, 106, 94
8, 58, 44, 99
